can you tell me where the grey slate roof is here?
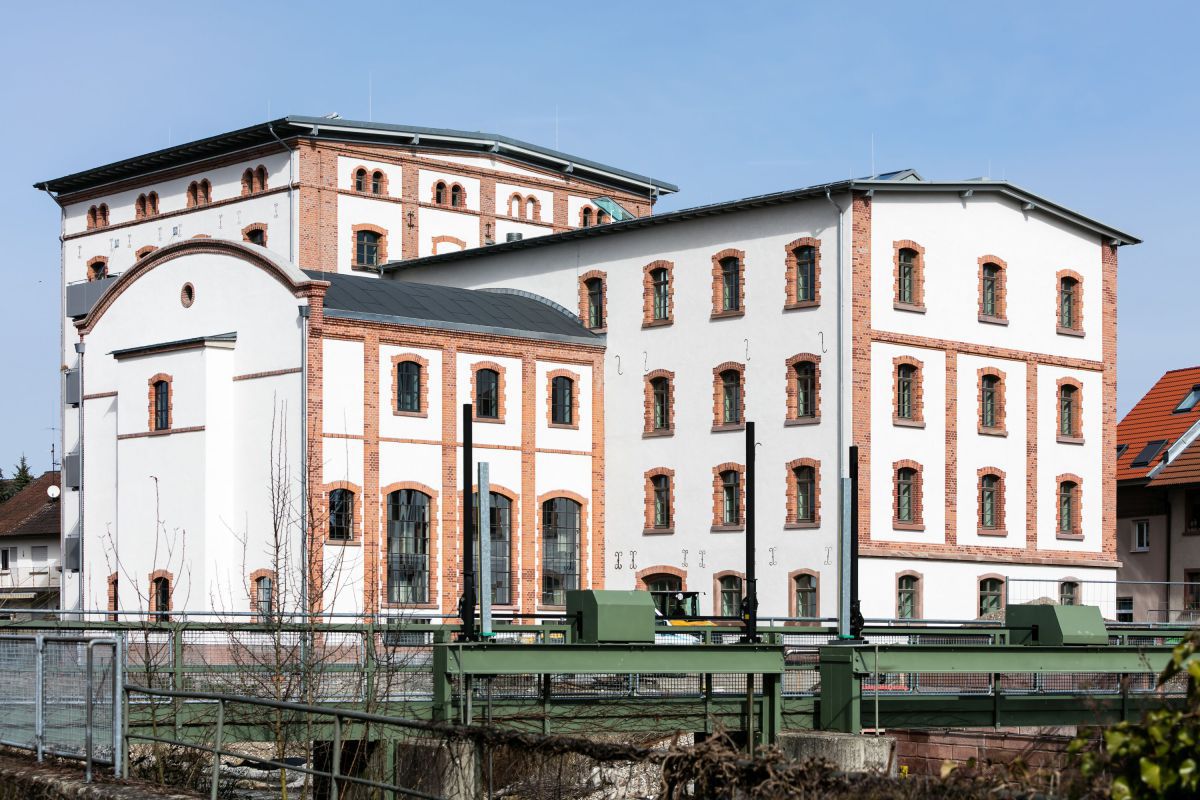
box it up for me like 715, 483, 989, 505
308, 271, 602, 346
36, 115, 677, 197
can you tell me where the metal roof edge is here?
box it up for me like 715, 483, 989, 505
477, 287, 581, 323
323, 309, 604, 347
110, 332, 238, 359
1147, 417, 1200, 479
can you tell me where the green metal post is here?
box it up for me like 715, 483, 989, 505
431, 635, 450, 723
364, 622, 376, 708
819, 647, 861, 734
764, 673, 783, 744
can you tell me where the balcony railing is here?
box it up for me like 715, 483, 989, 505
66, 274, 119, 318
0, 566, 61, 591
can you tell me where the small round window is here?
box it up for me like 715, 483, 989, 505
181, 283, 195, 308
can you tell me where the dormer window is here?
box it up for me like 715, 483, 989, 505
1176, 385, 1200, 413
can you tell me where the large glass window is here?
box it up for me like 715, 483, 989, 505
329, 489, 354, 540
719, 575, 743, 618
981, 262, 1000, 316
652, 475, 671, 529
153, 380, 170, 431
896, 468, 916, 523
1059, 276, 1078, 329
980, 474, 999, 530
1059, 481, 1077, 534
476, 369, 499, 419
551, 376, 573, 425
981, 374, 999, 428
585, 278, 604, 328
721, 370, 742, 425
794, 465, 815, 523
721, 470, 741, 526
356, 230, 380, 267
1059, 385, 1078, 436
720, 256, 741, 311
255, 576, 274, 618
795, 245, 816, 302
896, 365, 916, 420
152, 576, 171, 622
387, 489, 430, 604
354, 168, 367, 192
897, 248, 917, 304
542, 497, 580, 605
651, 267, 670, 320
474, 492, 512, 606
396, 361, 421, 413
651, 377, 670, 431
794, 361, 816, 418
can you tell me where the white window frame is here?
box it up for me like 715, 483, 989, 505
1132, 519, 1150, 553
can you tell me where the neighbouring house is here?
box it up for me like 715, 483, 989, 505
0, 471, 62, 616
1115, 366, 1200, 622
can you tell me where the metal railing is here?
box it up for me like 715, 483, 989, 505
0, 634, 122, 782
1006, 577, 1200, 624
0, 566, 61, 590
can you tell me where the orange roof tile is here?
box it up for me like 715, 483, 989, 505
1148, 439, 1200, 488
1117, 366, 1200, 482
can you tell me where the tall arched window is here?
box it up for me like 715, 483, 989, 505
152, 576, 171, 622
651, 474, 671, 529
585, 277, 604, 329
794, 245, 816, 303
255, 165, 268, 192
475, 491, 512, 605
897, 575, 919, 619
526, 197, 538, 219
719, 575, 743, 618
721, 369, 742, 425
794, 574, 817, 618
651, 376, 671, 432
896, 467, 918, 524
981, 261, 1002, 317
981, 374, 1000, 428
255, 575, 274, 618
329, 489, 354, 541
242, 168, 255, 196
153, 380, 170, 431
542, 497, 580, 605
721, 469, 741, 526
650, 267, 670, 320
1059, 384, 1079, 437
450, 184, 463, 207
396, 361, 422, 413
980, 473, 1001, 530
793, 465, 815, 523
551, 375, 574, 425
387, 489, 429, 604
434, 182, 447, 205
509, 193, 522, 217
355, 230, 381, 267
720, 256, 741, 311
354, 168, 368, 192
581, 207, 593, 227
200, 179, 211, 204
645, 572, 682, 616
1059, 275, 1079, 330
897, 247, 918, 305
135, 194, 147, 219
476, 369, 499, 419
1058, 480, 1079, 536
793, 361, 816, 418
979, 577, 1004, 617
896, 364, 917, 420
187, 182, 199, 207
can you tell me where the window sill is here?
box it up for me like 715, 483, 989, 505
785, 416, 821, 427
711, 525, 745, 533
784, 300, 820, 311
393, 410, 427, 418
548, 422, 579, 430
712, 423, 746, 433
642, 319, 673, 329
710, 309, 746, 320
585, 327, 608, 334
325, 538, 361, 547
893, 417, 926, 429
894, 302, 927, 314
892, 522, 926, 532
643, 528, 675, 536
1056, 326, 1085, 338
1057, 435, 1085, 446
978, 314, 1009, 326
642, 429, 675, 438
1130, 547, 1150, 554
978, 426, 1008, 437
351, 264, 381, 274
1055, 532, 1085, 541
977, 528, 1009, 537
784, 521, 820, 530
473, 416, 505, 425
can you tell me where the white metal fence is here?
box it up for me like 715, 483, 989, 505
1006, 578, 1200, 624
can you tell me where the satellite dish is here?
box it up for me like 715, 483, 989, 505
47, 485, 60, 499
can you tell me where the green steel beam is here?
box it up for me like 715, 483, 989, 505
439, 643, 785, 675
839, 645, 1174, 674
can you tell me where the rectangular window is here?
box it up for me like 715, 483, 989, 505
30, 546, 47, 573
1116, 596, 1133, 623
1186, 490, 1200, 531
0, 547, 13, 571
1133, 519, 1150, 552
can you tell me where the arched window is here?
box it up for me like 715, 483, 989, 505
794, 245, 816, 303
526, 196, 538, 220
396, 361, 422, 413
1059, 275, 1079, 330
242, 168, 255, 196
355, 230, 381, 267
897, 574, 919, 619
475, 369, 499, 419
980, 473, 1001, 530
719, 575, 743, 618
151, 576, 171, 622
644, 572, 683, 616
246, 227, 266, 247
897, 247, 918, 305
721, 369, 742, 425
135, 194, 147, 219
551, 375, 574, 425
435, 182, 447, 205
354, 168, 368, 192
581, 207, 593, 228
794, 361, 816, 418
147, 192, 158, 215
509, 193, 522, 217
475, 491, 512, 605
98, 204, 109, 226
450, 184, 463, 207
979, 577, 1004, 617
87, 206, 98, 229
329, 488, 354, 541
1059, 384, 1079, 437
153, 380, 170, 431
255, 165, 268, 192
200, 179, 211, 204
720, 469, 741, 525
542, 497, 580, 605
255, 575, 274, 618
386, 489, 430, 604
585, 277, 604, 329
1058, 480, 1079, 536
651, 376, 671, 431
1059, 581, 1078, 606
720, 256, 741, 312
187, 182, 199, 208
981, 374, 1000, 428
650, 267, 670, 321
596, 209, 609, 225
896, 467, 918, 523
88, 259, 109, 281
896, 363, 917, 420
371, 171, 384, 194
981, 261, 1002, 317
794, 574, 817, 618
793, 465, 815, 523
651, 474, 671, 529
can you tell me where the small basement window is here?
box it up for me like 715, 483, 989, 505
1175, 385, 1200, 413
1130, 439, 1168, 468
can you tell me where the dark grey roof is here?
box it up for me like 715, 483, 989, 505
309, 271, 602, 346
384, 170, 1140, 273
110, 332, 237, 359
36, 115, 677, 197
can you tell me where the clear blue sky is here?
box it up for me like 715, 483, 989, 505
1, 2, 1196, 474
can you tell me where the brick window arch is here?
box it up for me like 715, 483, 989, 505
712, 462, 746, 530
714, 570, 745, 617
578, 270, 606, 330
87, 256, 109, 282
1056, 473, 1083, 539
525, 195, 541, 220
87, 204, 110, 230
978, 366, 1007, 434
893, 239, 926, 310
636, 565, 686, 591
135, 193, 147, 219
644, 467, 675, 533
978, 255, 1008, 321
135, 245, 157, 259
547, 369, 580, 429
450, 183, 465, 208
187, 179, 213, 208
642, 260, 674, 326
893, 356, 924, 426
147, 373, 172, 431
242, 223, 268, 247
351, 223, 388, 269
471, 361, 507, 422
508, 192, 524, 218
1057, 377, 1084, 441
644, 369, 674, 435
785, 353, 821, 423
391, 353, 429, 417
896, 570, 923, 619
148, 569, 174, 621
255, 165, 268, 192
1057, 269, 1084, 334
893, 459, 924, 530
579, 206, 595, 227
786, 458, 821, 527
784, 237, 821, 308
713, 362, 746, 430
431, 235, 466, 255
711, 248, 746, 317
242, 168, 255, 196
249, 568, 277, 620
977, 467, 1006, 535
324, 481, 362, 543
789, 569, 820, 619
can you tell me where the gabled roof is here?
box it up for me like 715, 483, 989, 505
35, 116, 678, 197
1117, 366, 1200, 482
384, 170, 1139, 273
0, 472, 60, 539
308, 271, 602, 347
